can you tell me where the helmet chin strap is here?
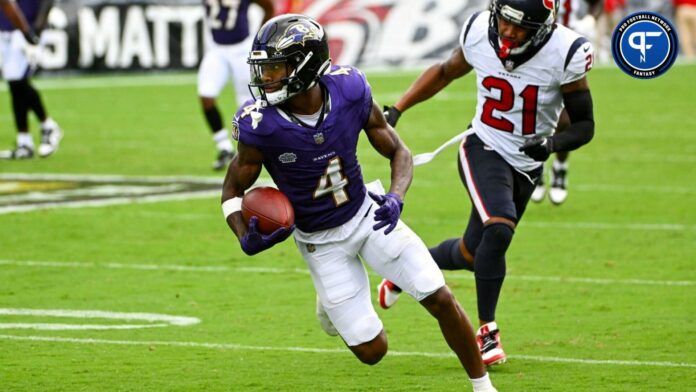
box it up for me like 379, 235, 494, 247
265, 85, 290, 106
497, 37, 532, 59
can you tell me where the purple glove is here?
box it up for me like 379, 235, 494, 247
368, 192, 403, 235
240, 216, 295, 255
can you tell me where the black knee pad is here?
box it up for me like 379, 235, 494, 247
474, 223, 514, 280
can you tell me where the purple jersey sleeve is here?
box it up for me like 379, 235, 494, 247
204, 0, 251, 45
0, 0, 39, 31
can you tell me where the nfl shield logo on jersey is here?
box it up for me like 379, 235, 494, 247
611, 12, 678, 79
313, 133, 325, 145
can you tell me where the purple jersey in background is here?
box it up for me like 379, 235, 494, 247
234, 65, 374, 233
204, 0, 251, 45
0, 0, 38, 31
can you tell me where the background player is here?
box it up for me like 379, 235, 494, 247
531, 0, 602, 204
0, 0, 60, 159
380, 0, 596, 366
221, 14, 496, 392
198, 0, 273, 170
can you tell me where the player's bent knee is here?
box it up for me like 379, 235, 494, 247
420, 286, 456, 317
350, 331, 387, 365
483, 216, 516, 230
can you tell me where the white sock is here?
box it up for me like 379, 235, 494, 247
553, 159, 569, 171
17, 133, 34, 147
471, 373, 496, 392
212, 129, 233, 152
41, 117, 58, 131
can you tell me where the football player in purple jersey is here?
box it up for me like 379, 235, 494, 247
198, 0, 274, 170
220, 14, 496, 392
0, 0, 61, 160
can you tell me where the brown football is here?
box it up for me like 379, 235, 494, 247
241, 187, 295, 235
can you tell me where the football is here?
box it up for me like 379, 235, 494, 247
241, 187, 295, 235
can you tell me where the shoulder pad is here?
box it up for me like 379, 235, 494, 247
322, 65, 369, 102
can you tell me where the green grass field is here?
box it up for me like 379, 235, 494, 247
0, 64, 694, 391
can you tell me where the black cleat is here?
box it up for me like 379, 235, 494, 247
0, 145, 35, 160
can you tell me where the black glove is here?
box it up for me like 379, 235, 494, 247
519, 136, 554, 161
23, 30, 40, 46
383, 105, 401, 127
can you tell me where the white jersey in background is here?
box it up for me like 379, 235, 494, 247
556, 0, 597, 41
460, 10, 593, 172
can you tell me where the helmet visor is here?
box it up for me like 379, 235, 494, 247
248, 58, 293, 102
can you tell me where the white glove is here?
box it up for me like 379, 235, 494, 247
23, 41, 42, 68
21, 31, 42, 69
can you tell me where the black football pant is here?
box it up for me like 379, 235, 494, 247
430, 132, 542, 322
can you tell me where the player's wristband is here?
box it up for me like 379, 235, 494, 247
221, 197, 243, 219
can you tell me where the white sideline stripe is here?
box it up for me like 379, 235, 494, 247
574, 184, 696, 195
0, 308, 200, 326
0, 334, 693, 368
523, 221, 694, 231
0, 259, 691, 287
0, 323, 167, 330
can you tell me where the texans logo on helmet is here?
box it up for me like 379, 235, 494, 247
277, 22, 323, 50
543, 0, 555, 11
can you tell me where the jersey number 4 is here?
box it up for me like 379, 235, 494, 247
314, 157, 349, 207
481, 76, 539, 135
206, 0, 240, 30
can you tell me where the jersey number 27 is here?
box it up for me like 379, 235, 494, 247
480, 76, 539, 135
206, 0, 240, 30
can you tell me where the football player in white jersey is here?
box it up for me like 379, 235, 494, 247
380, 0, 596, 366
532, 0, 601, 204
198, 0, 273, 170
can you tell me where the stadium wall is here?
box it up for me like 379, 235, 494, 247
35, 0, 489, 73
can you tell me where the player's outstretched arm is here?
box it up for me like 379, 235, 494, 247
365, 100, 412, 200
556, 77, 595, 151
0, 0, 38, 44
364, 100, 413, 234
520, 77, 595, 161
34, 0, 55, 34
253, 0, 275, 24
385, 47, 473, 126
221, 141, 264, 239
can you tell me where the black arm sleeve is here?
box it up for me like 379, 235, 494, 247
550, 89, 595, 152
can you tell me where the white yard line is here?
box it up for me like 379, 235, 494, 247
0, 334, 692, 368
522, 221, 694, 231
0, 259, 691, 287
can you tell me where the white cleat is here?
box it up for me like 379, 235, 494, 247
377, 279, 401, 309
549, 160, 569, 205
315, 296, 338, 336
548, 186, 568, 205
530, 184, 546, 203
38, 123, 63, 158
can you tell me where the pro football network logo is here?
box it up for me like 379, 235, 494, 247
611, 12, 678, 79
